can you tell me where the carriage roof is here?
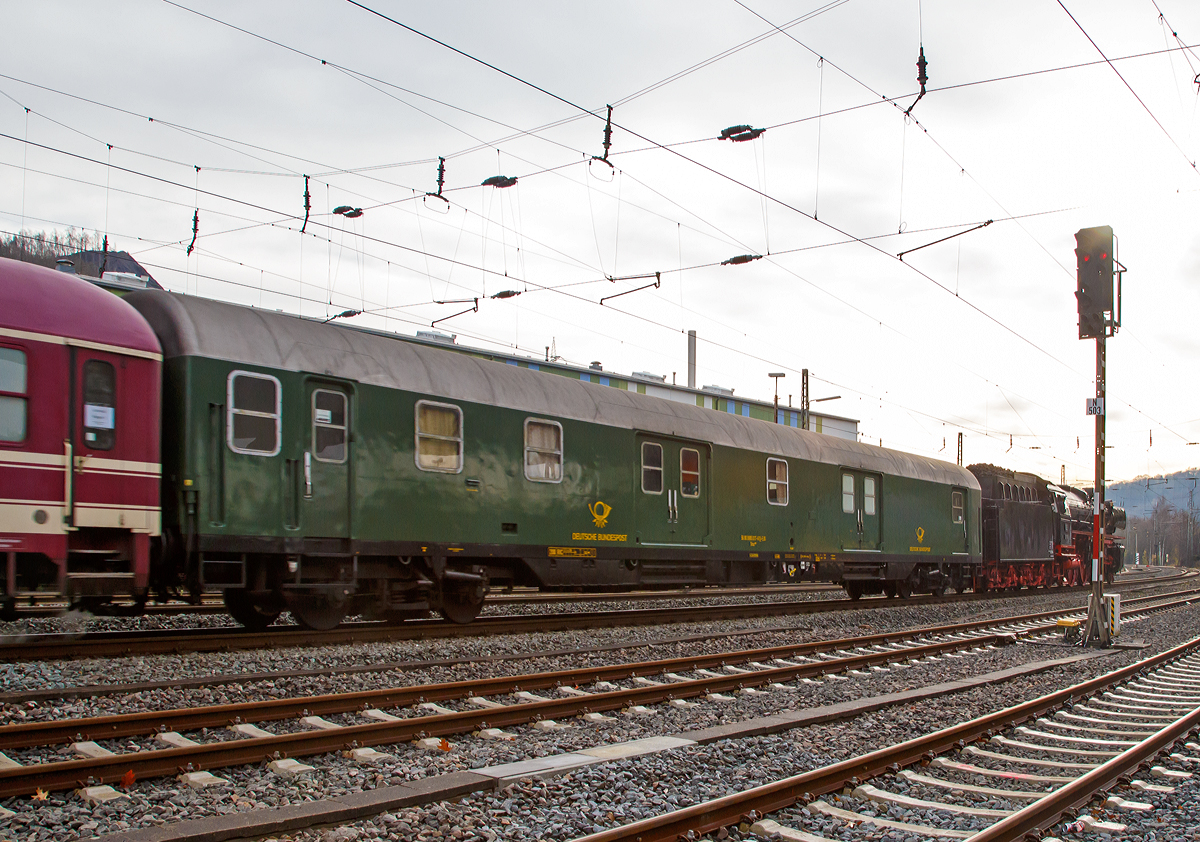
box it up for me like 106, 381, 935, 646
126, 289, 978, 489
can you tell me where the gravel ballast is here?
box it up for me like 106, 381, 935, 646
0, 587, 1196, 841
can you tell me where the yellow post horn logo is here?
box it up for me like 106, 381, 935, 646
916, 526, 925, 544
589, 500, 612, 529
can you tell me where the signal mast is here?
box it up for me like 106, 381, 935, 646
1075, 225, 1123, 646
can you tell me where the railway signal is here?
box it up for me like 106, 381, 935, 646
1075, 225, 1123, 647
1075, 225, 1114, 340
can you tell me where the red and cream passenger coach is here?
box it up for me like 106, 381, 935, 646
0, 256, 161, 616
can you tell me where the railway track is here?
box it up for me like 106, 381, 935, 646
573, 626, 1200, 841
1, 572, 1188, 663
7, 582, 847, 619
0, 590, 1193, 801
7, 583, 1189, 705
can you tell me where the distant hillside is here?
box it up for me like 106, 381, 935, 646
1106, 469, 1199, 518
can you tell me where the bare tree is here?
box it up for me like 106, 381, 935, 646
0, 228, 100, 268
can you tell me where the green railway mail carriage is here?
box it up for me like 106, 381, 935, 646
126, 290, 981, 629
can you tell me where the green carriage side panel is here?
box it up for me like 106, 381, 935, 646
351, 388, 637, 548
129, 288, 981, 600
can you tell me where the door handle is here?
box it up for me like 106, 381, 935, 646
304, 452, 313, 499
857, 508, 863, 533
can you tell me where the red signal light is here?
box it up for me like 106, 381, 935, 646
1083, 255, 1090, 262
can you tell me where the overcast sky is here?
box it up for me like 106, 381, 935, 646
4, 0, 1200, 487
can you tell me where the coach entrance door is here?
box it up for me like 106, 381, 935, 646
840, 470, 881, 552
300, 381, 352, 540
634, 435, 709, 548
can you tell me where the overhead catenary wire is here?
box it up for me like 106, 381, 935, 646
11, 8, 1200, 460
0, 99, 1161, 429
1056, 0, 1198, 175
338, 0, 1115, 388
3, 30, 1194, 295
0, 121, 1160, 444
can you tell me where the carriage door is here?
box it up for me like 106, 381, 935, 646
840, 470, 881, 551
635, 435, 709, 548
70, 352, 124, 529
951, 488, 969, 554
302, 382, 351, 538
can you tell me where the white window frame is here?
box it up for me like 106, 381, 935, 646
766, 457, 788, 506
227, 370, 282, 456
523, 418, 563, 483
680, 447, 701, 498
312, 389, 348, 464
414, 399, 464, 474
952, 490, 965, 524
641, 441, 664, 494
863, 476, 877, 516
842, 473, 855, 514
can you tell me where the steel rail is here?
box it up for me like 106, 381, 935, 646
968, 701, 1200, 840
569, 634, 1200, 842
1, 591, 1195, 797
0, 622, 1012, 751
2, 586, 1191, 707
6, 570, 1188, 620
5, 590, 1191, 750
0, 633, 1012, 797
10, 582, 848, 617
2, 578, 1191, 663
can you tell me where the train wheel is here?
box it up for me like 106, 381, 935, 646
439, 584, 485, 624
0, 596, 16, 622
844, 582, 864, 601
883, 582, 898, 598
286, 593, 348, 631
895, 580, 912, 599
223, 590, 281, 631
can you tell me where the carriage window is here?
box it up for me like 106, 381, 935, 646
524, 419, 562, 482
0, 347, 26, 443
842, 474, 855, 513
767, 458, 788, 506
83, 360, 116, 450
641, 442, 663, 494
863, 476, 876, 516
952, 490, 964, 524
680, 448, 700, 497
312, 390, 347, 463
416, 401, 463, 472
228, 371, 281, 455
